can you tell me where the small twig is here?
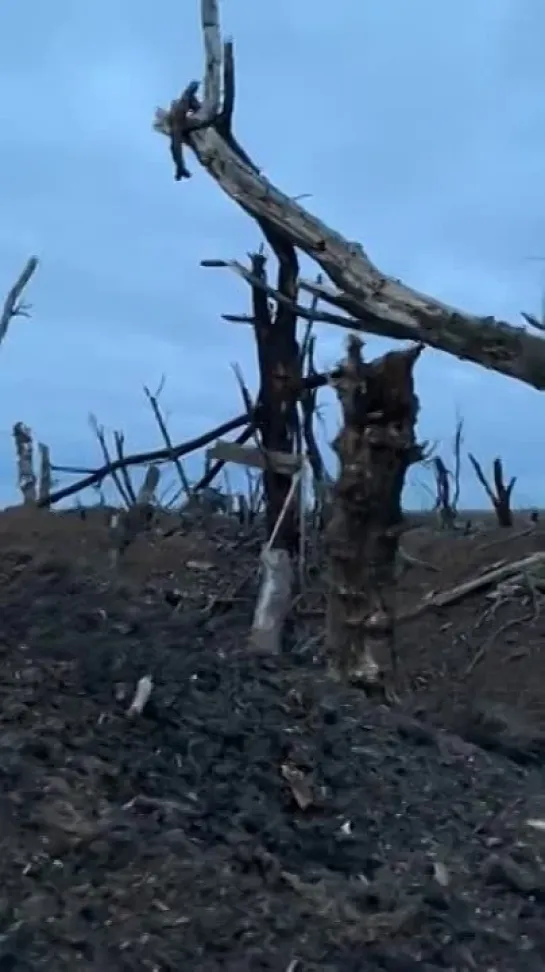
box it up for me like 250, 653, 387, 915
464, 609, 538, 678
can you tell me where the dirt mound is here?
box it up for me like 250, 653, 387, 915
1, 510, 545, 969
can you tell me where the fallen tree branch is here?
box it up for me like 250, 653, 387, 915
399, 552, 545, 623
39, 412, 251, 507
154, 1, 545, 390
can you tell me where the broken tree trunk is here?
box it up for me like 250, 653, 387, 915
37, 443, 52, 506
13, 422, 37, 505
433, 456, 456, 529
326, 338, 423, 693
153, 0, 545, 390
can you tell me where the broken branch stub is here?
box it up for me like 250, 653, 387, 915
153, 1, 545, 391
326, 338, 423, 693
468, 454, 515, 527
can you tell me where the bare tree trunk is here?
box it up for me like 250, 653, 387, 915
13, 422, 37, 505
433, 456, 456, 529
248, 250, 301, 555
326, 338, 423, 696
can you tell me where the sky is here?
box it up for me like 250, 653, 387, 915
0, 0, 544, 510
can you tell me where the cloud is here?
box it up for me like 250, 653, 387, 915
0, 0, 543, 509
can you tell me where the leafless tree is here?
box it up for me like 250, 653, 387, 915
468, 454, 516, 527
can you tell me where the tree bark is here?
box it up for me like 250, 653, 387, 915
326, 339, 423, 694
249, 251, 301, 554
154, 0, 545, 391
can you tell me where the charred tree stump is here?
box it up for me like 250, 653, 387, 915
326, 337, 423, 695
13, 422, 37, 505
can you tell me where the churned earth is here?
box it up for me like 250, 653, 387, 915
0, 507, 545, 971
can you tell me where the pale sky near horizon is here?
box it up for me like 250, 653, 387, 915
0, 0, 543, 509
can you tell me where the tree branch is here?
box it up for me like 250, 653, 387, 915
39, 412, 250, 507
0, 256, 39, 346
202, 257, 359, 330
154, 1, 545, 391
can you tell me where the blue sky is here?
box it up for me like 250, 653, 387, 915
0, 0, 544, 509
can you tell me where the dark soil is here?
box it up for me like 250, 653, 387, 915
1, 508, 545, 971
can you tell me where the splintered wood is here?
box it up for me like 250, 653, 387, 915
207, 439, 302, 476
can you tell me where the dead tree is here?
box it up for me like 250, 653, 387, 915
205, 248, 303, 655
201, 184, 303, 552
326, 338, 423, 695
431, 415, 463, 528
245, 249, 301, 553
154, 0, 545, 391
13, 422, 37, 504
433, 457, 455, 529
468, 454, 515, 527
